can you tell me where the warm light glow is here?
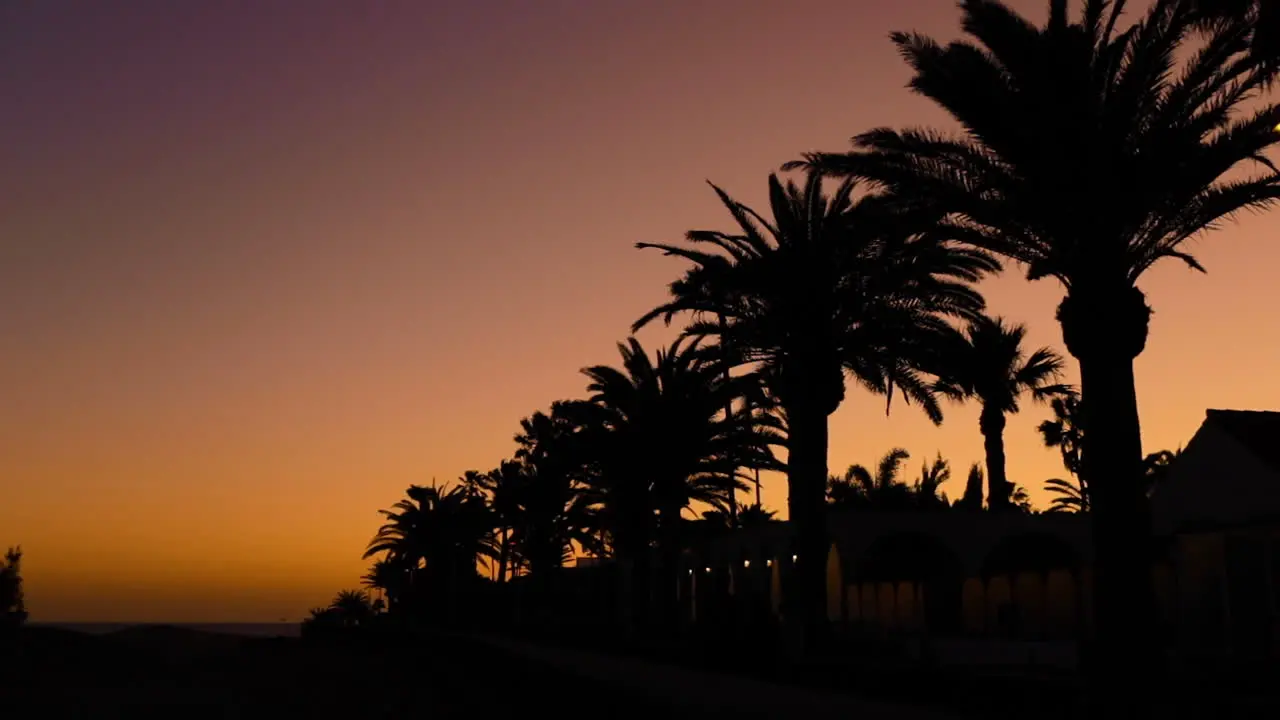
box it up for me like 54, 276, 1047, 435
743, 559, 750, 568
792, 554, 798, 563
704, 567, 711, 573
766, 559, 774, 568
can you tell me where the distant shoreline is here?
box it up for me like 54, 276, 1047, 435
28, 622, 302, 638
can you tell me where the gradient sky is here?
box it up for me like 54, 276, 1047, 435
3, 0, 1278, 622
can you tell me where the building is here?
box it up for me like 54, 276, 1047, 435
677, 409, 1280, 669
1152, 409, 1280, 665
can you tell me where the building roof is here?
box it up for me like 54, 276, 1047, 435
1204, 409, 1280, 475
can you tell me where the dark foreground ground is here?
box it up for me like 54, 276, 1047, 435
0, 625, 699, 719
4, 625, 1274, 719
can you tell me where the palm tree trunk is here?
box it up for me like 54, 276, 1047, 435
719, 312, 738, 524
1077, 352, 1156, 704
978, 406, 1011, 511
783, 397, 829, 651
1058, 288, 1158, 709
497, 528, 510, 584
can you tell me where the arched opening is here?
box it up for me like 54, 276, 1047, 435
980, 532, 1084, 640
854, 531, 966, 634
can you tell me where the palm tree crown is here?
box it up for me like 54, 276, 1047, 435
795, 1, 1280, 304
637, 170, 999, 419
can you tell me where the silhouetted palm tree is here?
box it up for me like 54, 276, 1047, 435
934, 316, 1070, 510
464, 462, 524, 583
1039, 393, 1085, 479
329, 590, 375, 628
829, 448, 918, 510
636, 169, 997, 636
1041, 392, 1091, 513
791, 0, 1280, 680
702, 502, 780, 528
361, 557, 411, 611
913, 453, 953, 509
0, 547, 25, 627
579, 336, 783, 626
364, 484, 498, 614
510, 408, 601, 578
736, 503, 779, 527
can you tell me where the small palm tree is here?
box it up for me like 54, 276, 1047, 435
913, 453, 952, 509
737, 503, 779, 527
0, 547, 26, 627
328, 590, 375, 628
1009, 484, 1035, 514
829, 448, 917, 510
934, 316, 1070, 510
954, 463, 986, 511
1143, 447, 1184, 497
1039, 393, 1085, 478
364, 484, 498, 614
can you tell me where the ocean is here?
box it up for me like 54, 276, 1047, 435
31, 622, 302, 638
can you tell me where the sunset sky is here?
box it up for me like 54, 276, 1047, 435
3, 0, 1278, 623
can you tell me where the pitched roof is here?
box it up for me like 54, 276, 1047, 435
1204, 409, 1280, 475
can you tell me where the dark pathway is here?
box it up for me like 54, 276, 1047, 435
2, 626, 697, 718
467, 632, 960, 719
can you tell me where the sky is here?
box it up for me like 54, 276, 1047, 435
3, 0, 1278, 623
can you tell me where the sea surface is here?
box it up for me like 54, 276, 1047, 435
31, 622, 302, 638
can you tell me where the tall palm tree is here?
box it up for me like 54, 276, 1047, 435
791, 0, 1280, 680
934, 316, 1070, 510
635, 169, 997, 637
464, 462, 524, 583
580, 336, 783, 626
510, 409, 601, 578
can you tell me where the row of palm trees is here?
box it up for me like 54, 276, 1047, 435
348, 276, 1183, 627
328, 1, 1277, 701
